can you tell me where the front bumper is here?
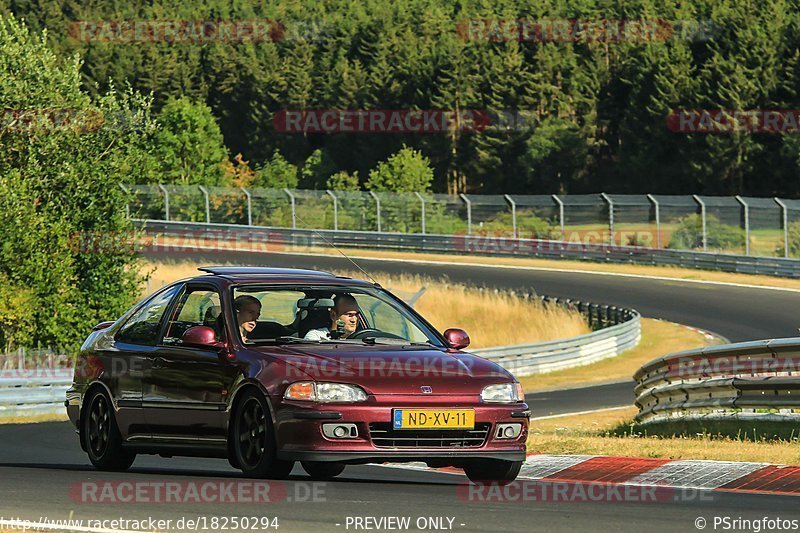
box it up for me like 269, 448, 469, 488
274, 398, 529, 464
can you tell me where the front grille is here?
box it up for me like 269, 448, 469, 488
368, 422, 490, 448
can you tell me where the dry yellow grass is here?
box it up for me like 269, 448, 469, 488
527, 407, 800, 464
0, 412, 68, 424
141, 261, 590, 348
286, 246, 800, 291
519, 318, 723, 392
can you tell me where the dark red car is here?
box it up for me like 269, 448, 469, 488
66, 267, 529, 483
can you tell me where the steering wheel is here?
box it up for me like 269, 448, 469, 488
346, 328, 407, 341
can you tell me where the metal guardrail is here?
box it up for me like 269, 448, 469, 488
0, 371, 72, 418
634, 338, 800, 425
138, 219, 800, 279
123, 184, 800, 259
475, 302, 641, 376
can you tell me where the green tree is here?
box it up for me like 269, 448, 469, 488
253, 150, 299, 188
366, 145, 434, 192
150, 96, 228, 186
327, 170, 360, 191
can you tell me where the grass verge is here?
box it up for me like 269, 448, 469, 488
0, 412, 68, 425
527, 407, 800, 464
518, 318, 723, 392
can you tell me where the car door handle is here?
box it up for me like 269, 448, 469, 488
152, 357, 165, 369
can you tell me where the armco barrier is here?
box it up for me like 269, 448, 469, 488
475, 299, 640, 376
0, 370, 72, 418
634, 338, 800, 425
0, 299, 640, 416
136, 220, 800, 278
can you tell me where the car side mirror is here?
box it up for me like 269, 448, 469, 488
181, 326, 226, 351
444, 328, 470, 350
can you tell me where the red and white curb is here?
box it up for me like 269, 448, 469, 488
386, 454, 800, 496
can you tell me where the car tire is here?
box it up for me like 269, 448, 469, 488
463, 459, 522, 485
301, 461, 346, 480
82, 389, 135, 471
232, 389, 295, 479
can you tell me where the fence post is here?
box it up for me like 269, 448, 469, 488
735, 195, 750, 255
775, 198, 789, 258
119, 183, 130, 219
693, 195, 707, 251
18, 346, 23, 372
504, 194, 517, 238
369, 191, 382, 232
552, 195, 565, 240
326, 190, 338, 231
157, 184, 170, 221
198, 185, 211, 224
414, 192, 426, 234
241, 187, 252, 226
460, 194, 472, 235
283, 188, 296, 229
646, 194, 661, 248
600, 192, 614, 244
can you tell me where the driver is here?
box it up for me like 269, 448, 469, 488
304, 293, 359, 341
234, 295, 261, 342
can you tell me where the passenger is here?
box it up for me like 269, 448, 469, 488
234, 295, 261, 342
304, 294, 359, 340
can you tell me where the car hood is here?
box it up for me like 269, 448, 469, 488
257, 343, 515, 395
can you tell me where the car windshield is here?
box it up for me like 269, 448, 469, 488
231, 284, 443, 347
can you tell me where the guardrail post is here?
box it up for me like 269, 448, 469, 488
119, 183, 130, 219
735, 195, 750, 255
241, 187, 252, 226
283, 188, 296, 229
198, 185, 210, 224
460, 194, 472, 235
369, 191, 381, 232
552, 195, 565, 240
646, 194, 661, 248
157, 184, 170, 221
776, 198, 789, 258
504, 194, 517, 238
601, 193, 614, 244
414, 192, 426, 234
693, 195, 707, 251
326, 190, 338, 231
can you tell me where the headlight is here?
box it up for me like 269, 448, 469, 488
481, 383, 524, 403
284, 381, 368, 403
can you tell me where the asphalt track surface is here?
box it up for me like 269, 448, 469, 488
3, 251, 800, 531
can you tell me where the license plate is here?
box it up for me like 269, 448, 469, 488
392, 409, 474, 430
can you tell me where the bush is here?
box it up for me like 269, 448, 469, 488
668, 214, 745, 251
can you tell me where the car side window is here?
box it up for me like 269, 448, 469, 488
115, 285, 182, 346
162, 288, 222, 344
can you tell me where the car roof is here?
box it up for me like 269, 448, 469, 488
198, 266, 336, 277
193, 266, 375, 287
